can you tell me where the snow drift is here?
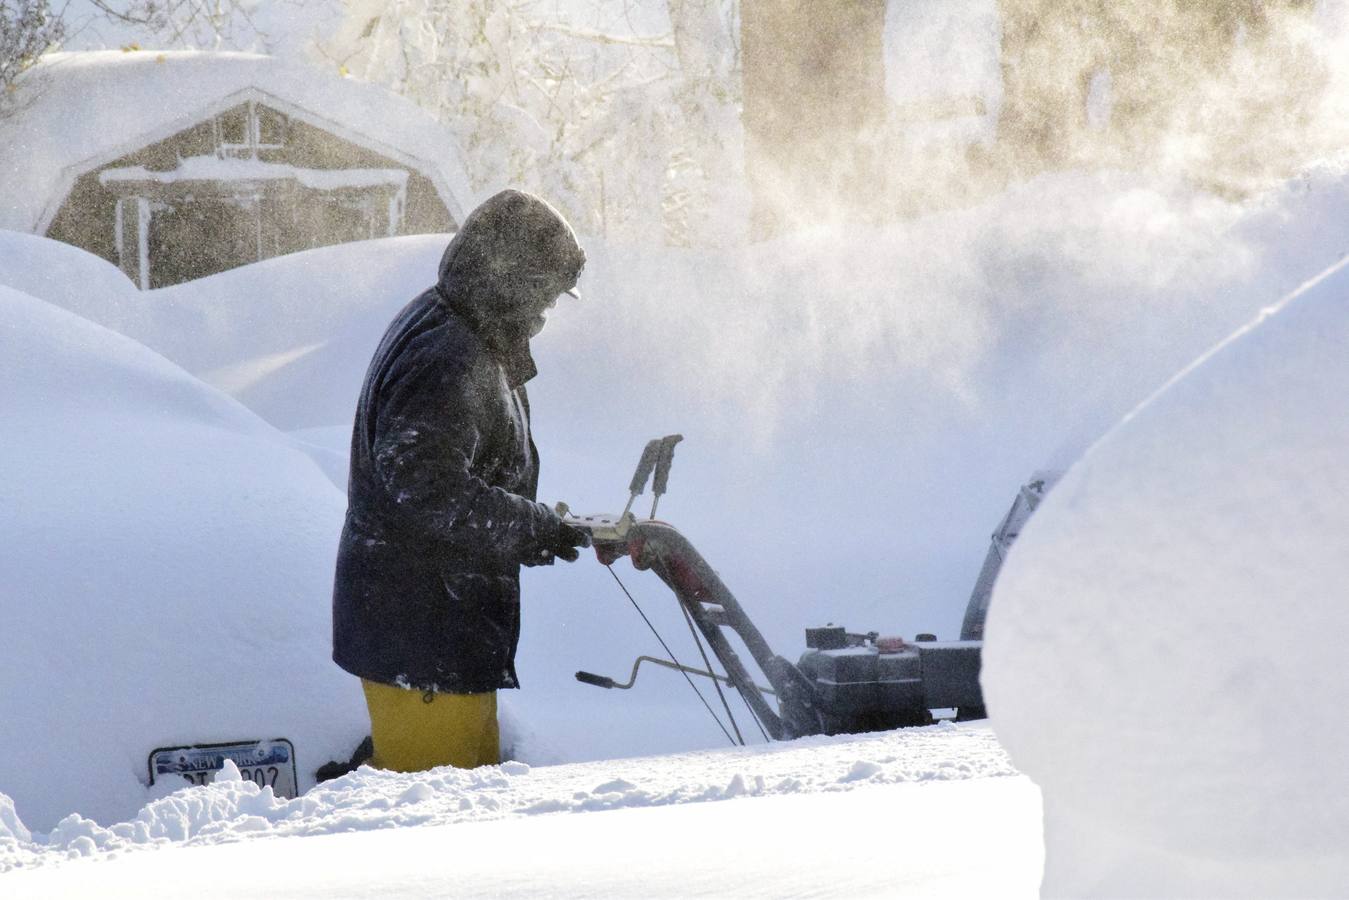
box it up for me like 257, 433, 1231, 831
983, 256, 1349, 897
0, 229, 444, 431
0, 721, 1035, 896
0, 285, 368, 832
0, 230, 136, 318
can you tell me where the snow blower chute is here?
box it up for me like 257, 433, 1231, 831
563, 436, 1054, 744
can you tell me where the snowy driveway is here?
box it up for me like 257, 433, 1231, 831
3, 723, 1042, 897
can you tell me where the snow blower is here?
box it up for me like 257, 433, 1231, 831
562, 435, 1055, 744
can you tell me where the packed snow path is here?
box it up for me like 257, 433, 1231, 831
1, 723, 1041, 897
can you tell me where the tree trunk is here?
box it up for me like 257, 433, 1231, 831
740, 0, 889, 238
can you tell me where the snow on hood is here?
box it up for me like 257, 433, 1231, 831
435, 189, 585, 386
437, 189, 585, 305
0, 51, 477, 234
982, 254, 1349, 897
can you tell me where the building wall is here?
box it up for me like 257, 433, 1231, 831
995, 0, 1320, 176
46, 104, 455, 289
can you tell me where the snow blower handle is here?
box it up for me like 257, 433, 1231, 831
621, 435, 683, 522
555, 502, 630, 540
551, 434, 685, 555
650, 434, 683, 518
629, 440, 662, 497
575, 671, 617, 689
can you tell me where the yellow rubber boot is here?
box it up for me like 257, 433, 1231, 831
361, 680, 500, 772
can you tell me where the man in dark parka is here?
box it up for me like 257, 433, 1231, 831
332, 189, 591, 771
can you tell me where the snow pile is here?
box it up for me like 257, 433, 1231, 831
33, 778, 1035, 900
0, 230, 136, 317
0, 286, 368, 832
0, 229, 445, 432
0, 794, 30, 845
156, 236, 445, 430
983, 256, 1349, 897
0, 722, 1020, 871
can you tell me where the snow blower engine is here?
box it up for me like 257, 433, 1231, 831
561, 435, 1054, 743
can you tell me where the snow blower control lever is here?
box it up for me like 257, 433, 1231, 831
562, 437, 1002, 745
559, 434, 682, 543
576, 655, 776, 695
620, 434, 682, 522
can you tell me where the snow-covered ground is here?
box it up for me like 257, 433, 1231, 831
2, 722, 1042, 898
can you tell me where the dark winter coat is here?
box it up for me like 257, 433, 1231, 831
332, 190, 585, 693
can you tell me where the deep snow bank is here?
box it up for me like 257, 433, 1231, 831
0, 230, 136, 316
5, 777, 1041, 900
0, 286, 367, 832
0, 230, 444, 431
983, 256, 1349, 897
127, 234, 448, 429
0, 721, 1018, 872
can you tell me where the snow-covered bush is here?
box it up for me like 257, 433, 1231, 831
310, 0, 745, 244
983, 258, 1349, 897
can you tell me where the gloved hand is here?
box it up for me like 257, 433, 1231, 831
549, 520, 593, 563
527, 518, 592, 566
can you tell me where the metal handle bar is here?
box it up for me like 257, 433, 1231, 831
586, 519, 825, 740
575, 655, 777, 694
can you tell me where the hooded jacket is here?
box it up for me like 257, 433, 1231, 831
332, 190, 585, 693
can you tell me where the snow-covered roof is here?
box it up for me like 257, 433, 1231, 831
98, 156, 410, 192
0, 51, 478, 233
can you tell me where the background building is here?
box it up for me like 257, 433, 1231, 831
1, 51, 477, 288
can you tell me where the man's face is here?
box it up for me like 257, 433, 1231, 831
516, 272, 578, 339
528, 294, 560, 337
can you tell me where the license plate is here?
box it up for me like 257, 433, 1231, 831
149, 739, 298, 798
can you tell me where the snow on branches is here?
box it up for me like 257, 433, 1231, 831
317, 0, 746, 245
1, 0, 63, 116
14, 0, 747, 244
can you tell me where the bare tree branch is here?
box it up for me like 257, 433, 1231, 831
535, 22, 674, 50
1, 0, 64, 117
87, 0, 270, 50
